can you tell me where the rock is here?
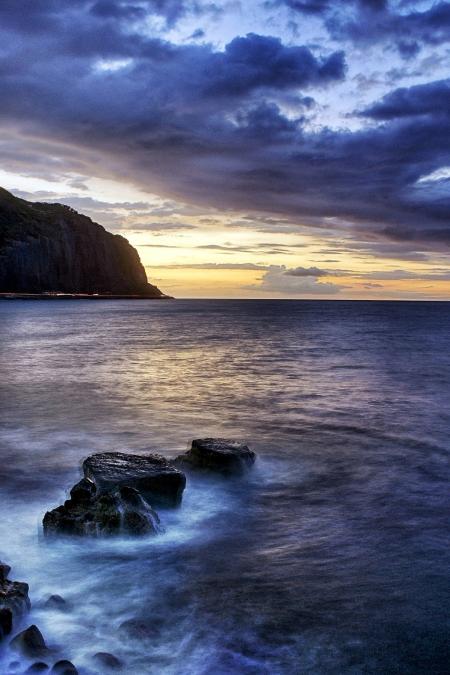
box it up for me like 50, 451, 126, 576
43, 485, 163, 538
0, 607, 12, 637
10, 625, 48, 658
69, 478, 96, 504
92, 652, 122, 670
0, 561, 11, 583
0, 187, 166, 297
119, 618, 161, 641
0, 565, 30, 638
50, 661, 78, 675
25, 663, 49, 673
44, 595, 68, 611
83, 452, 186, 507
176, 438, 256, 475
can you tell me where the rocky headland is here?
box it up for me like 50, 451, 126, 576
0, 187, 168, 298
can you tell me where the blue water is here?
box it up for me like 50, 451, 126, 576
0, 300, 449, 674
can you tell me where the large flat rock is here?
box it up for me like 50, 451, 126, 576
176, 438, 256, 475
82, 452, 186, 507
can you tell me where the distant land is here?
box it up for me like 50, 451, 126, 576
0, 187, 169, 299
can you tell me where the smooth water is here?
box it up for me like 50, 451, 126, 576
0, 300, 449, 674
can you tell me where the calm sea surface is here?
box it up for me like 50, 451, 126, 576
0, 300, 449, 674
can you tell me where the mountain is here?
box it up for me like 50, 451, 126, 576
0, 187, 167, 297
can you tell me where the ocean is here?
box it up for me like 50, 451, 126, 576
0, 299, 449, 674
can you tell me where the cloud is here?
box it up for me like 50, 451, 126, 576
135, 221, 198, 231
203, 34, 346, 97
247, 265, 345, 294
0, 2, 449, 258
156, 262, 270, 269
362, 79, 450, 120
362, 269, 450, 281
274, 0, 450, 54
0, 0, 200, 32
285, 265, 329, 277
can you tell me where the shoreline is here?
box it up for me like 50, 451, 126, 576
0, 293, 173, 300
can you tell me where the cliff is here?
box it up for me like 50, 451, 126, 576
0, 187, 166, 297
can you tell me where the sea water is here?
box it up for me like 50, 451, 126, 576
0, 300, 449, 674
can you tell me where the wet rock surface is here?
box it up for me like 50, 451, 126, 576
176, 438, 256, 474
43, 484, 162, 538
83, 451, 186, 507
0, 562, 30, 638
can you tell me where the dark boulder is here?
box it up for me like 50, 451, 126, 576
92, 652, 122, 670
50, 661, 78, 675
83, 452, 186, 507
43, 485, 162, 538
176, 438, 256, 475
0, 564, 30, 638
10, 625, 48, 658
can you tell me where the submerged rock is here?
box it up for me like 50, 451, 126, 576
119, 618, 162, 641
83, 451, 186, 507
0, 563, 30, 638
176, 438, 256, 475
44, 595, 68, 611
10, 625, 48, 658
43, 485, 163, 538
92, 651, 122, 670
50, 660, 78, 675
25, 662, 49, 673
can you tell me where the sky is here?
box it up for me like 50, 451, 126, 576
0, 0, 450, 299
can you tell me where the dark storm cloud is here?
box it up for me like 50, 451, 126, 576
363, 79, 450, 119
202, 35, 346, 96
0, 1, 449, 253
0, 0, 196, 31
270, 0, 387, 15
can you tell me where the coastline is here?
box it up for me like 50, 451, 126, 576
0, 293, 174, 300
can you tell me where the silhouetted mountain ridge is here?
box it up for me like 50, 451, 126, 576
0, 188, 166, 297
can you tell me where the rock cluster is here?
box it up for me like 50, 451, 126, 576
176, 438, 256, 475
1, 440, 257, 672
43, 441, 255, 539
43, 478, 164, 538
0, 564, 78, 673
